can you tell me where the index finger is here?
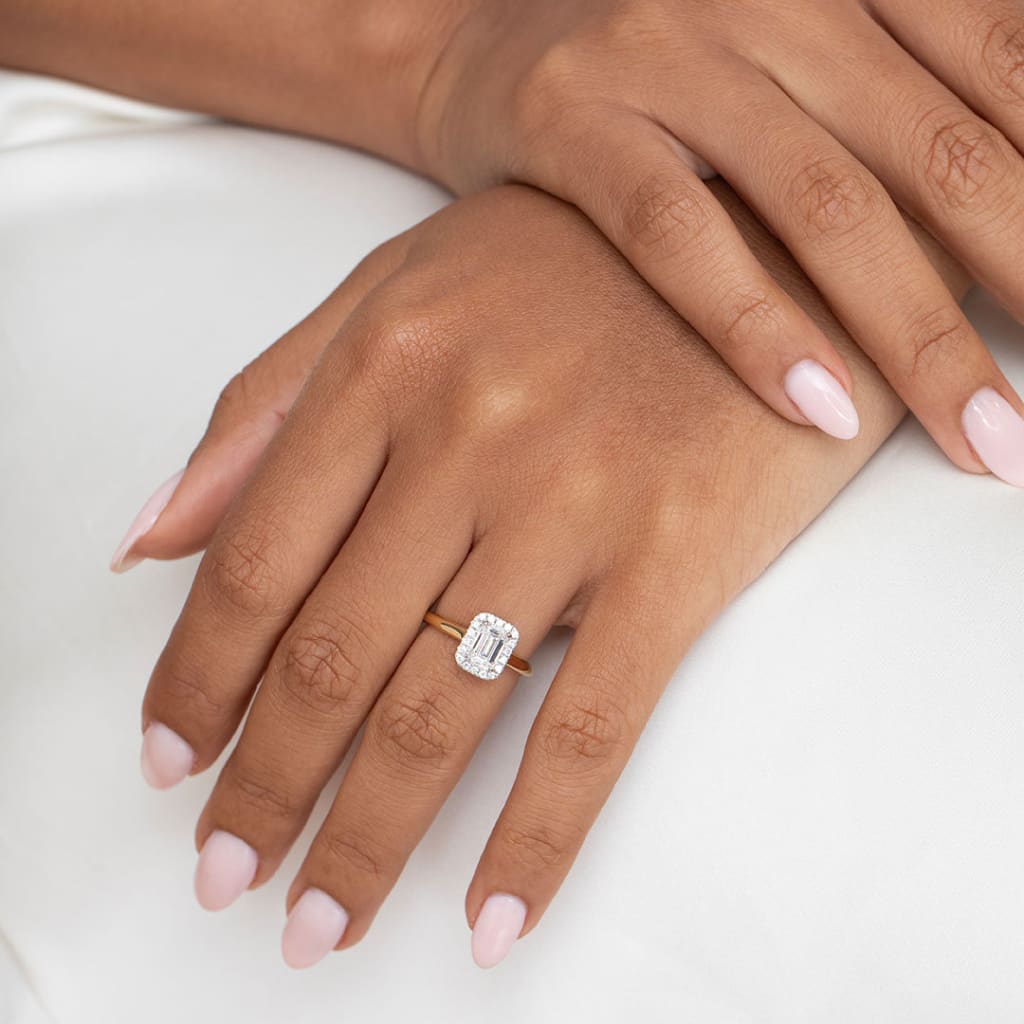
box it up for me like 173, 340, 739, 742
140, 318, 388, 787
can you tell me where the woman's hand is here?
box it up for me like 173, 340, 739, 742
415, 0, 1024, 482
6, 0, 1024, 484
113, 182, 971, 968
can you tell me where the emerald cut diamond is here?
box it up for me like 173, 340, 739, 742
455, 612, 519, 680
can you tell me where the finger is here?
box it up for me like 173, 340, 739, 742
466, 556, 707, 969
685, 76, 1024, 481
782, 11, 1024, 329
191, 454, 474, 909
112, 240, 405, 572
534, 109, 861, 440
138, 303, 393, 790
279, 531, 588, 968
872, 0, 1024, 155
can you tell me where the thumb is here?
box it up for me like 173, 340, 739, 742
109, 246, 401, 572
109, 326, 315, 572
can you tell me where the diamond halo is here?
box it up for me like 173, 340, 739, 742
454, 612, 520, 680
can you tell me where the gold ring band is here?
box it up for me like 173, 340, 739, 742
424, 611, 532, 679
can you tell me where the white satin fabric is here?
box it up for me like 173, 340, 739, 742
1, 69, 1022, 1024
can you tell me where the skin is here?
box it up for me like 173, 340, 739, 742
2, 0, 1022, 470
0, 0, 994, 961
128, 181, 971, 954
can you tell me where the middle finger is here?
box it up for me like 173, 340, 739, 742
192, 454, 474, 909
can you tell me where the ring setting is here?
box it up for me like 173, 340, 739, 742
423, 611, 532, 680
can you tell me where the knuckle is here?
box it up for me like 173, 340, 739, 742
372, 688, 460, 770
203, 522, 282, 619
715, 290, 783, 355
354, 304, 450, 396
539, 690, 632, 768
980, 16, 1024, 101
904, 308, 973, 380
916, 109, 1008, 208
276, 616, 370, 719
619, 171, 716, 262
452, 379, 540, 446
497, 818, 579, 871
643, 488, 718, 554
546, 451, 619, 513
789, 158, 883, 242
228, 769, 295, 819
157, 660, 226, 719
320, 829, 388, 880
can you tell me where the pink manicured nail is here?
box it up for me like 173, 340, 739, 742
109, 468, 185, 573
140, 722, 194, 789
471, 893, 527, 969
194, 831, 258, 911
281, 888, 349, 969
784, 360, 860, 441
962, 387, 1024, 487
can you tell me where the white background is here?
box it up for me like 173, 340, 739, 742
1, 71, 1022, 1023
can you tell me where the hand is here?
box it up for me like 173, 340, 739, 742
114, 182, 971, 968
7, 0, 1024, 485
416, 0, 1024, 483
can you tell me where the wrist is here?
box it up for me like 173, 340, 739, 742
0, 0, 477, 174
315, 0, 479, 172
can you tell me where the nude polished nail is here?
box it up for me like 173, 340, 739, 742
784, 360, 860, 441
109, 468, 185, 573
471, 893, 527, 969
962, 387, 1024, 487
281, 888, 350, 969
140, 722, 194, 789
194, 831, 258, 911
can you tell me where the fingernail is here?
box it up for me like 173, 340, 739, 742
281, 888, 350, 969
471, 893, 527, 969
194, 830, 258, 911
784, 360, 860, 441
140, 722, 194, 789
962, 387, 1024, 487
109, 468, 185, 573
